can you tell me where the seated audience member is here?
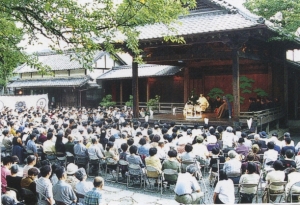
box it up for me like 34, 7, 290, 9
104, 141, 119, 163
21, 167, 39, 193
65, 163, 79, 190
84, 177, 104, 205
75, 168, 93, 196
43, 132, 56, 153
222, 126, 235, 149
262, 160, 285, 203
119, 143, 129, 180
1, 192, 19, 205
1, 156, 13, 194
281, 132, 295, 147
53, 166, 77, 205
209, 147, 225, 173
126, 145, 145, 175
215, 132, 223, 150
213, 170, 235, 204
281, 137, 295, 156
145, 147, 162, 176
223, 150, 241, 184
88, 137, 104, 160
174, 165, 203, 204
74, 136, 88, 157
180, 143, 196, 172
162, 150, 181, 184
241, 153, 260, 174
55, 133, 66, 154
137, 138, 150, 157
253, 134, 267, 149
50, 164, 60, 185
36, 165, 54, 205
285, 168, 300, 201
280, 149, 296, 169
263, 141, 278, 168
241, 132, 252, 150
26, 133, 39, 157
157, 141, 167, 159
23, 155, 37, 177
193, 136, 209, 164
239, 162, 260, 203
65, 135, 75, 155
235, 138, 249, 158
6, 164, 22, 198
250, 144, 261, 162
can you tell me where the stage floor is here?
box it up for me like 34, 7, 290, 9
140, 112, 239, 126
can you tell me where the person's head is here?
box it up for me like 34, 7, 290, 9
212, 147, 220, 155
219, 170, 228, 180
26, 155, 36, 165
226, 126, 233, 133
91, 137, 97, 144
273, 160, 284, 171
139, 138, 146, 146
47, 132, 53, 140
238, 138, 244, 144
186, 164, 198, 176
246, 162, 256, 174
55, 166, 66, 180
93, 176, 104, 189
28, 167, 39, 179
106, 141, 114, 151
285, 149, 294, 159
75, 168, 87, 181
129, 145, 138, 154
30, 133, 36, 140
246, 153, 255, 161
66, 163, 78, 175
127, 138, 134, 146
251, 144, 260, 154
196, 136, 204, 143
267, 141, 275, 150
184, 143, 193, 153
168, 150, 177, 158
67, 135, 73, 142
40, 165, 52, 177
121, 143, 128, 152
10, 164, 19, 174
228, 150, 237, 159
149, 147, 157, 156
285, 137, 291, 145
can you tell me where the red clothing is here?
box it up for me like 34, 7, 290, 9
1, 166, 11, 193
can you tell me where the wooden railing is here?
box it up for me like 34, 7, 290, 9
239, 107, 285, 131
115, 102, 185, 113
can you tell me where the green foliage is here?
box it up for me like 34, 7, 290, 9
125, 95, 133, 107
0, 0, 196, 84
147, 95, 160, 110
99, 94, 116, 108
245, 0, 300, 38
207, 88, 224, 99
254, 88, 268, 97
225, 94, 234, 103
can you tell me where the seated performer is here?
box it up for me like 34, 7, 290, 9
217, 96, 231, 119
196, 94, 209, 117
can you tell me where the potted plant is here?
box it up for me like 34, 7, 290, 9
99, 94, 116, 108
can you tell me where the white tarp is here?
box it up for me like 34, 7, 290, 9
0, 94, 49, 111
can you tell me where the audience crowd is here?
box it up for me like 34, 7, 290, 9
0, 105, 300, 204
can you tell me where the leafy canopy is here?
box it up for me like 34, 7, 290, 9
245, 0, 300, 37
0, 0, 196, 86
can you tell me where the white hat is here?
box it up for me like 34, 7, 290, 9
67, 163, 78, 175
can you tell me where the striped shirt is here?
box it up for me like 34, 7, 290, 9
84, 187, 102, 205
36, 177, 53, 205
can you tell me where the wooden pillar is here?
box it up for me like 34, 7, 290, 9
267, 63, 273, 97
294, 73, 298, 119
120, 80, 123, 106
232, 48, 240, 117
146, 78, 150, 102
132, 60, 139, 118
183, 67, 189, 102
283, 56, 288, 123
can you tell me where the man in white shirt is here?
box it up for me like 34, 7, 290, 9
263, 141, 278, 168
174, 165, 203, 204
192, 136, 209, 159
222, 127, 235, 148
43, 133, 56, 153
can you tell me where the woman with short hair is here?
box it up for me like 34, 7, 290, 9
213, 170, 235, 204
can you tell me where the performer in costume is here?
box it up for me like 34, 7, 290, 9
197, 94, 209, 118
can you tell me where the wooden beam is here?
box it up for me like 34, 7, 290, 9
132, 60, 139, 118
232, 48, 240, 118
283, 55, 288, 123
146, 78, 150, 102
267, 63, 272, 97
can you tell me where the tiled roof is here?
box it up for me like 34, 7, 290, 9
7, 76, 90, 88
135, 11, 260, 41
97, 64, 182, 80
